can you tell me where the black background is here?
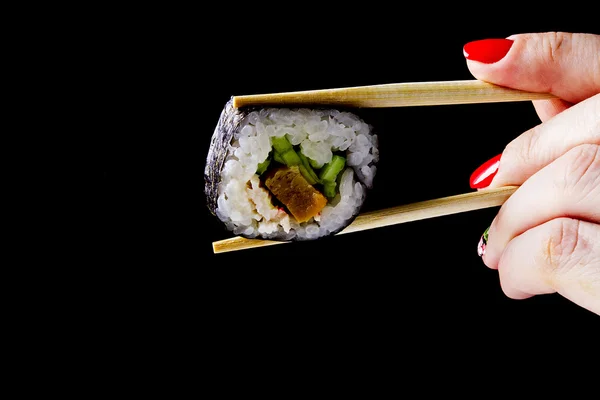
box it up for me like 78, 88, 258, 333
96, 10, 598, 359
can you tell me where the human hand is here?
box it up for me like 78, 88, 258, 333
463, 32, 599, 315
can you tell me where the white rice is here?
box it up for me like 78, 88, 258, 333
215, 108, 378, 240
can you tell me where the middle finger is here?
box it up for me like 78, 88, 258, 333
490, 93, 599, 189
483, 143, 600, 270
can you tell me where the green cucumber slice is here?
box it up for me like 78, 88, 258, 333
271, 135, 293, 154
319, 155, 346, 182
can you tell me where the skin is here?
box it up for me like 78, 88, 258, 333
466, 32, 600, 315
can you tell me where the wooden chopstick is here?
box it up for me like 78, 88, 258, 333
212, 185, 518, 254
232, 79, 555, 108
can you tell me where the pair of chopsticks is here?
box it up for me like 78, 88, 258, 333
212, 80, 555, 254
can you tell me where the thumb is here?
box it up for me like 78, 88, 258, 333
463, 32, 600, 108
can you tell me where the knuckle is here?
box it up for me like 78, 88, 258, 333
541, 31, 568, 66
537, 218, 585, 278
561, 144, 600, 196
531, 32, 570, 92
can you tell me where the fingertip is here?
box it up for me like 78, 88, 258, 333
481, 249, 499, 270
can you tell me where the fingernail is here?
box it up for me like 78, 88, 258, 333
477, 226, 490, 257
463, 38, 514, 64
470, 154, 501, 189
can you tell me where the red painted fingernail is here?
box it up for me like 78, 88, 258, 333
470, 154, 501, 189
463, 39, 514, 63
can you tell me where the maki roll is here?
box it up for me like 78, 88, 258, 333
205, 98, 379, 241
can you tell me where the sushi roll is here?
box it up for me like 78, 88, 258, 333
205, 98, 379, 241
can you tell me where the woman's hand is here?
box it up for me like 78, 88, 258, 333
463, 32, 600, 315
